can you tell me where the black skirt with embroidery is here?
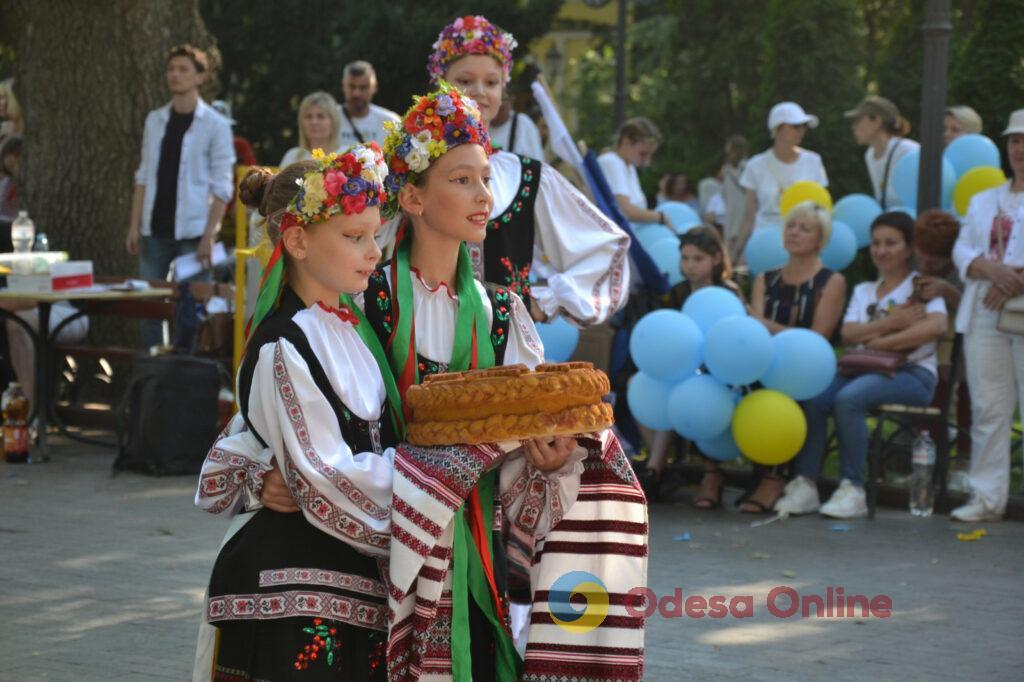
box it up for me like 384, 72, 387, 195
208, 510, 387, 681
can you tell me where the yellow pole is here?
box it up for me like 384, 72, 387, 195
232, 165, 251, 377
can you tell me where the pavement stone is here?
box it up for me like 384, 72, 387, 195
1, 440, 1022, 681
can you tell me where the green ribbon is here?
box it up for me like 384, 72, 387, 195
451, 470, 522, 682
388, 230, 514, 679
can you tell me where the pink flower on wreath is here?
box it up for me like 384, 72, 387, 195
342, 193, 367, 215
324, 169, 347, 197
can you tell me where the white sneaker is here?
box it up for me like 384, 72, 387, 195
819, 479, 868, 519
950, 497, 1003, 522
775, 476, 820, 515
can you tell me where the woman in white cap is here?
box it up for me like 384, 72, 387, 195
733, 102, 828, 261
950, 108, 1024, 522
846, 95, 919, 210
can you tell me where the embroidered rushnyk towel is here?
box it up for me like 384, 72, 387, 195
385, 431, 647, 682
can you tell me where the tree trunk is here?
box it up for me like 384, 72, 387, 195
0, 0, 217, 276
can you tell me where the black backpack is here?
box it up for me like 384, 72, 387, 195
113, 353, 227, 476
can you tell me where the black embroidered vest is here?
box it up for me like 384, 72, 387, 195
472, 155, 541, 306
362, 266, 512, 377
239, 287, 398, 455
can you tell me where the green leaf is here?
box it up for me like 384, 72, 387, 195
302, 627, 315, 634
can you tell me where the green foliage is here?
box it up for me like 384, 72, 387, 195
200, 0, 563, 164
950, 0, 1024, 158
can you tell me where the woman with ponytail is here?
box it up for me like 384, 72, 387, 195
846, 95, 919, 210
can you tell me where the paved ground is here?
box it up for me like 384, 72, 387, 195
1, 440, 1022, 681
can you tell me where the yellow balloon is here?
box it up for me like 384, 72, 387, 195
732, 389, 807, 465
953, 166, 1006, 216
780, 181, 833, 217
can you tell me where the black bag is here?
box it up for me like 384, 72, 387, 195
113, 353, 227, 476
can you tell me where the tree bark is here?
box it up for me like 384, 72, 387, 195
0, 0, 217, 276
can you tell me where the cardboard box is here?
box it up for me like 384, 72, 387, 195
6, 260, 94, 293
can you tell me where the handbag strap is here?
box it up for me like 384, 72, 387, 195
341, 105, 366, 144
879, 138, 903, 209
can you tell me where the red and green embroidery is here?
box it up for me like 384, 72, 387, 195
370, 271, 393, 334
293, 618, 341, 671
491, 288, 510, 348
498, 256, 532, 298
487, 161, 534, 231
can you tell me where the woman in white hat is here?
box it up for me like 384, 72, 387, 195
950, 108, 1024, 522
733, 102, 829, 261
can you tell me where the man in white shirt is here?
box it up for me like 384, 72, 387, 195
126, 44, 235, 346
338, 61, 400, 147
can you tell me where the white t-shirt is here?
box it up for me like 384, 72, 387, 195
338, 103, 401, 147
843, 271, 947, 376
739, 148, 828, 227
864, 137, 919, 209
597, 151, 647, 210
489, 112, 545, 161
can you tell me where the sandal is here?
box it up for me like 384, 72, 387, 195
738, 475, 783, 514
693, 471, 724, 510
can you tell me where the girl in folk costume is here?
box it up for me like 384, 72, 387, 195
257, 87, 648, 680
372, 86, 646, 681
194, 145, 508, 680
421, 15, 631, 327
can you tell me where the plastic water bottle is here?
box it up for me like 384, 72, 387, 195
32, 232, 49, 252
11, 210, 35, 253
909, 431, 936, 517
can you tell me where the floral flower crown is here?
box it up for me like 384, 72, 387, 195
381, 82, 492, 218
280, 143, 389, 231
245, 142, 387, 346
427, 15, 517, 85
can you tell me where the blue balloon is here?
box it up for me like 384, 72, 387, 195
666, 374, 735, 440
892, 149, 956, 209
945, 133, 1001, 178
535, 317, 580, 363
635, 224, 677, 251
744, 227, 790, 275
832, 194, 881, 248
648, 236, 684, 286
704, 315, 774, 386
696, 428, 743, 462
657, 201, 702, 234
627, 372, 676, 430
681, 286, 747, 334
629, 309, 703, 382
761, 328, 837, 400
821, 219, 858, 271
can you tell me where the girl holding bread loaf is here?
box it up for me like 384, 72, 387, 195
192, 143, 535, 680
254, 85, 648, 681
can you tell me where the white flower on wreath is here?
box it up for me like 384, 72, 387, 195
414, 130, 433, 147
406, 148, 430, 173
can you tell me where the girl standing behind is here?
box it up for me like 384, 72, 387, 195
634, 226, 745, 503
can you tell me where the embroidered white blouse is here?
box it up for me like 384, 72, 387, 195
484, 151, 631, 326
195, 303, 396, 557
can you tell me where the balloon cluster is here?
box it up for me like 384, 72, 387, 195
626, 287, 836, 465
633, 201, 705, 286
745, 133, 1006, 277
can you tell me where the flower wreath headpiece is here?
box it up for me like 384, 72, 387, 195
427, 15, 517, 85
381, 81, 492, 218
245, 143, 388, 343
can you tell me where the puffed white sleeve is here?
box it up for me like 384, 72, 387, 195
530, 162, 632, 327
244, 339, 396, 557
195, 412, 275, 516
503, 290, 546, 369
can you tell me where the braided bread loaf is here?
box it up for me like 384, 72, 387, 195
405, 362, 614, 446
